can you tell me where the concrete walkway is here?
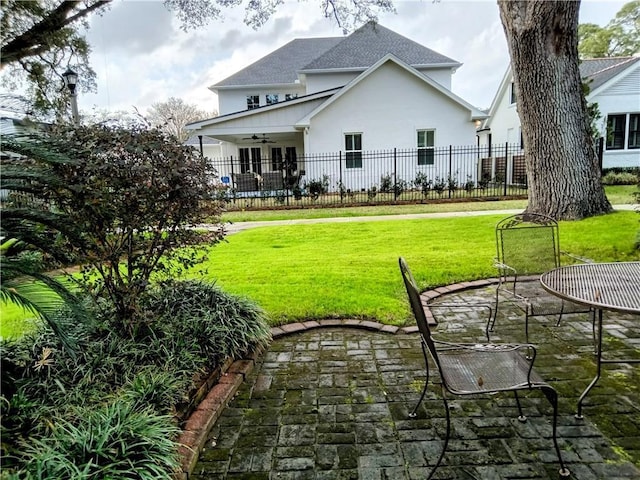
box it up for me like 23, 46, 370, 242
190, 280, 640, 479
222, 205, 637, 234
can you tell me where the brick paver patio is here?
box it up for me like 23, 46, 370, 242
190, 281, 640, 479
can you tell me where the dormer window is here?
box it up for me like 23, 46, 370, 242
247, 95, 259, 110
266, 94, 279, 105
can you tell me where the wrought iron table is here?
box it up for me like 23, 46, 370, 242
540, 261, 640, 418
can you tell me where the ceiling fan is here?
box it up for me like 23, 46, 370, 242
242, 133, 275, 144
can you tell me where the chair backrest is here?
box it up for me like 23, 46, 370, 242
496, 213, 561, 276
398, 258, 440, 363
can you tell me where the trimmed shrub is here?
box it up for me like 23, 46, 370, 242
602, 171, 638, 185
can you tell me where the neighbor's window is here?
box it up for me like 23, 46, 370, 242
247, 95, 259, 110
628, 113, 640, 149
271, 147, 283, 171
239, 148, 250, 173
266, 94, 279, 105
509, 82, 516, 105
285, 147, 298, 173
250, 147, 262, 175
345, 133, 362, 169
285, 93, 298, 101
417, 130, 435, 165
606, 114, 626, 150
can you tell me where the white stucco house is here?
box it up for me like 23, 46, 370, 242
478, 56, 640, 170
186, 22, 486, 192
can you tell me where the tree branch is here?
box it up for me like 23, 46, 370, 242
1, 0, 111, 68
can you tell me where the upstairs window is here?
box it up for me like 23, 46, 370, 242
417, 130, 435, 165
345, 133, 362, 169
285, 93, 298, 101
247, 95, 259, 110
266, 94, 279, 105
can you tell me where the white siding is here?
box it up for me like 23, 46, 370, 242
480, 79, 520, 147
415, 67, 453, 90
305, 72, 360, 94
304, 61, 476, 190
591, 68, 640, 169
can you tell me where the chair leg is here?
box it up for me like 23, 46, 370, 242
591, 308, 598, 356
513, 390, 527, 422
426, 384, 451, 480
490, 287, 500, 333
555, 300, 566, 327
540, 386, 571, 478
409, 341, 430, 418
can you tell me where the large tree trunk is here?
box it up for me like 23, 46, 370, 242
498, 0, 611, 220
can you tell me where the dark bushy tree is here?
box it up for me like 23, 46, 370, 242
2, 125, 225, 336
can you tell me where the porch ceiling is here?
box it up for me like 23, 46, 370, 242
204, 131, 302, 146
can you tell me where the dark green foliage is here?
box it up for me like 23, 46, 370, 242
0, 239, 88, 355
144, 279, 272, 362
1, 280, 271, 478
2, 125, 225, 336
304, 175, 330, 201
18, 400, 180, 480
413, 172, 432, 198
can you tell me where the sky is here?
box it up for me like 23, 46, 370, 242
80, 0, 627, 116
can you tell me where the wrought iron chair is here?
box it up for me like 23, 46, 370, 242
493, 213, 592, 343
399, 257, 570, 479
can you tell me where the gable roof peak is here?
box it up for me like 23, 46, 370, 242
301, 21, 460, 72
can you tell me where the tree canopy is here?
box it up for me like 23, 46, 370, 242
0, 0, 393, 115
146, 97, 216, 142
578, 1, 640, 58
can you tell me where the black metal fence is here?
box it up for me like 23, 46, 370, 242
209, 143, 529, 210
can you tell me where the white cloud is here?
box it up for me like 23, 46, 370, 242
80, 0, 627, 116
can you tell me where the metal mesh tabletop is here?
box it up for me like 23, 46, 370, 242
540, 262, 640, 314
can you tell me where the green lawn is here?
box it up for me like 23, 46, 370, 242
221, 185, 636, 222
193, 210, 640, 327
3, 195, 638, 337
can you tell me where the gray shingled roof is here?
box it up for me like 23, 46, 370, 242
302, 22, 459, 71
214, 37, 342, 87
580, 57, 640, 91
213, 22, 459, 88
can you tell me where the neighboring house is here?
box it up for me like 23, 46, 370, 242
186, 22, 486, 192
479, 56, 640, 170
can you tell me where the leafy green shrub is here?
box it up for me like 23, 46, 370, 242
394, 178, 408, 198
304, 175, 329, 201
2, 126, 225, 336
433, 177, 446, 196
144, 280, 271, 362
18, 400, 180, 480
413, 172, 432, 198
1, 280, 271, 477
602, 171, 637, 185
379, 173, 393, 193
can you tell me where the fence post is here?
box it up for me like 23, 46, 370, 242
339, 151, 343, 203
448, 145, 452, 199
503, 142, 508, 197
393, 148, 398, 200
597, 136, 604, 173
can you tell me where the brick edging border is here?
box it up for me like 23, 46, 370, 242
176, 276, 518, 479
